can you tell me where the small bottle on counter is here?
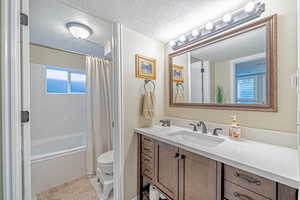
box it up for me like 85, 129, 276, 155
229, 115, 241, 139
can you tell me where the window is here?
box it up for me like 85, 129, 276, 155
236, 76, 257, 104
46, 66, 86, 94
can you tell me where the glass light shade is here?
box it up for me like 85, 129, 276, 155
205, 22, 214, 31
223, 14, 232, 23
192, 29, 199, 37
244, 2, 255, 13
66, 22, 92, 39
179, 35, 186, 42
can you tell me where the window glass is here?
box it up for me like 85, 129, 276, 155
71, 73, 86, 93
46, 66, 86, 94
46, 69, 68, 93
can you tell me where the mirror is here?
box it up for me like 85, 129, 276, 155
169, 15, 277, 111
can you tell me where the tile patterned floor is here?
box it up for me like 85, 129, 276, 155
37, 176, 98, 200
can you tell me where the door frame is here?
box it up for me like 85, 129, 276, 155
1, 0, 125, 199
1, 0, 23, 199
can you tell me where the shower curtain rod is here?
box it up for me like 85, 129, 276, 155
30, 42, 111, 60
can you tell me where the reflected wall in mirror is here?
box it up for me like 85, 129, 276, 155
169, 15, 277, 112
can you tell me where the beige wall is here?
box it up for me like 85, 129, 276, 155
165, 0, 298, 133
30, 44, 85, 70
214, 60, 231, 103
122, 27, 165, 199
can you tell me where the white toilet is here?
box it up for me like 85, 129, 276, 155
97, 150, 114, 200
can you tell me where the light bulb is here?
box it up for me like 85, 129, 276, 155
244, 2, 255, 13
169, 40, 176, 46
205, 22, 214, 31
192, 29, 199, 37
223, 13, 232, 23
179, 35, 186, 42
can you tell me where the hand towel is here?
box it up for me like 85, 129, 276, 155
142, 91, 156, 119
175, 89, 185, 103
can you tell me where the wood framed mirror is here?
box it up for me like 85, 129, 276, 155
169, 15, 277, 112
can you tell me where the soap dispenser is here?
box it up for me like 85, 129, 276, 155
229, 115, 241, 139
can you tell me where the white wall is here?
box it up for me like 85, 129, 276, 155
122, 26, 165, 200
30, 44, 86, 143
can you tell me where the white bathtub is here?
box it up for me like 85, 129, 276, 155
31, 134, 87, 196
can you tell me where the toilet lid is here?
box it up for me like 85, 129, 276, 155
97, 150, 114, 164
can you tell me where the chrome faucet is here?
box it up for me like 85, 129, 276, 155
197, 121, 208, 134
189, 123, 198, 132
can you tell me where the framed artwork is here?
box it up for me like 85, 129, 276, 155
135, 55, 156, 80
172, 65, 184, 82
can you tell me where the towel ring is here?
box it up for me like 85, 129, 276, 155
144, 79, 156, 91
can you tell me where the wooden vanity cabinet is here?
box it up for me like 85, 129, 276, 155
155, 141, 179, 200
137, 134, 298, 200
179, 149, 217, 200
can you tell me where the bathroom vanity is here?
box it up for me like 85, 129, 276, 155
135, 126, 298, 200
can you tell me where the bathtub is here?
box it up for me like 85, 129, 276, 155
31, 133, 87, 196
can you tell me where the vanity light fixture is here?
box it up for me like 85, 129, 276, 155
170, 1, 265, 50
205, 22, 214, 31
222, 13, 233, 23
66, 22, 93, 39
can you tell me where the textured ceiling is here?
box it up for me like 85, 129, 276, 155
30, 0, 112, 57
58, 0, 251, 43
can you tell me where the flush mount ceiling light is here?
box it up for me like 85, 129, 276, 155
169, 1, 265, 49
66, 22, 93, 39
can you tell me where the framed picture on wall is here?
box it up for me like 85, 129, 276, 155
172, 64, 184, 82
135, 55, 156, 80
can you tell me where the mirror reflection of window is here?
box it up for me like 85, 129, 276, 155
234, 57, 266, 104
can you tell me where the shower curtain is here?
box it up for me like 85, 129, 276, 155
86, 56, 112, 175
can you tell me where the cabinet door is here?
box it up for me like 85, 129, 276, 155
155, 141, 179, 199
179, 150, 217, 200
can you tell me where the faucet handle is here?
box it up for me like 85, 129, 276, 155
189, 123, 198, 132
213, 128, 223, 136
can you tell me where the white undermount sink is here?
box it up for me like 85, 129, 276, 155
167, 130, 225, 147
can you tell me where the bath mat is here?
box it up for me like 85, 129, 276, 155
37, 176, 98, 200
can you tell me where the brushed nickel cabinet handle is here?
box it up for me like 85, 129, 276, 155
233, 192, 254, 200
143, 138, 152, 142
143, 147, 152, 152
235, 172, 261, 185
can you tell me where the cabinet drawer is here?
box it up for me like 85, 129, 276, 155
142, 154, 154, 166
142, 163, 154, 180
141, 143, 154, 158
142, 136, 154, 147
224, 165, 276, 199
224, 181, 269, 200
